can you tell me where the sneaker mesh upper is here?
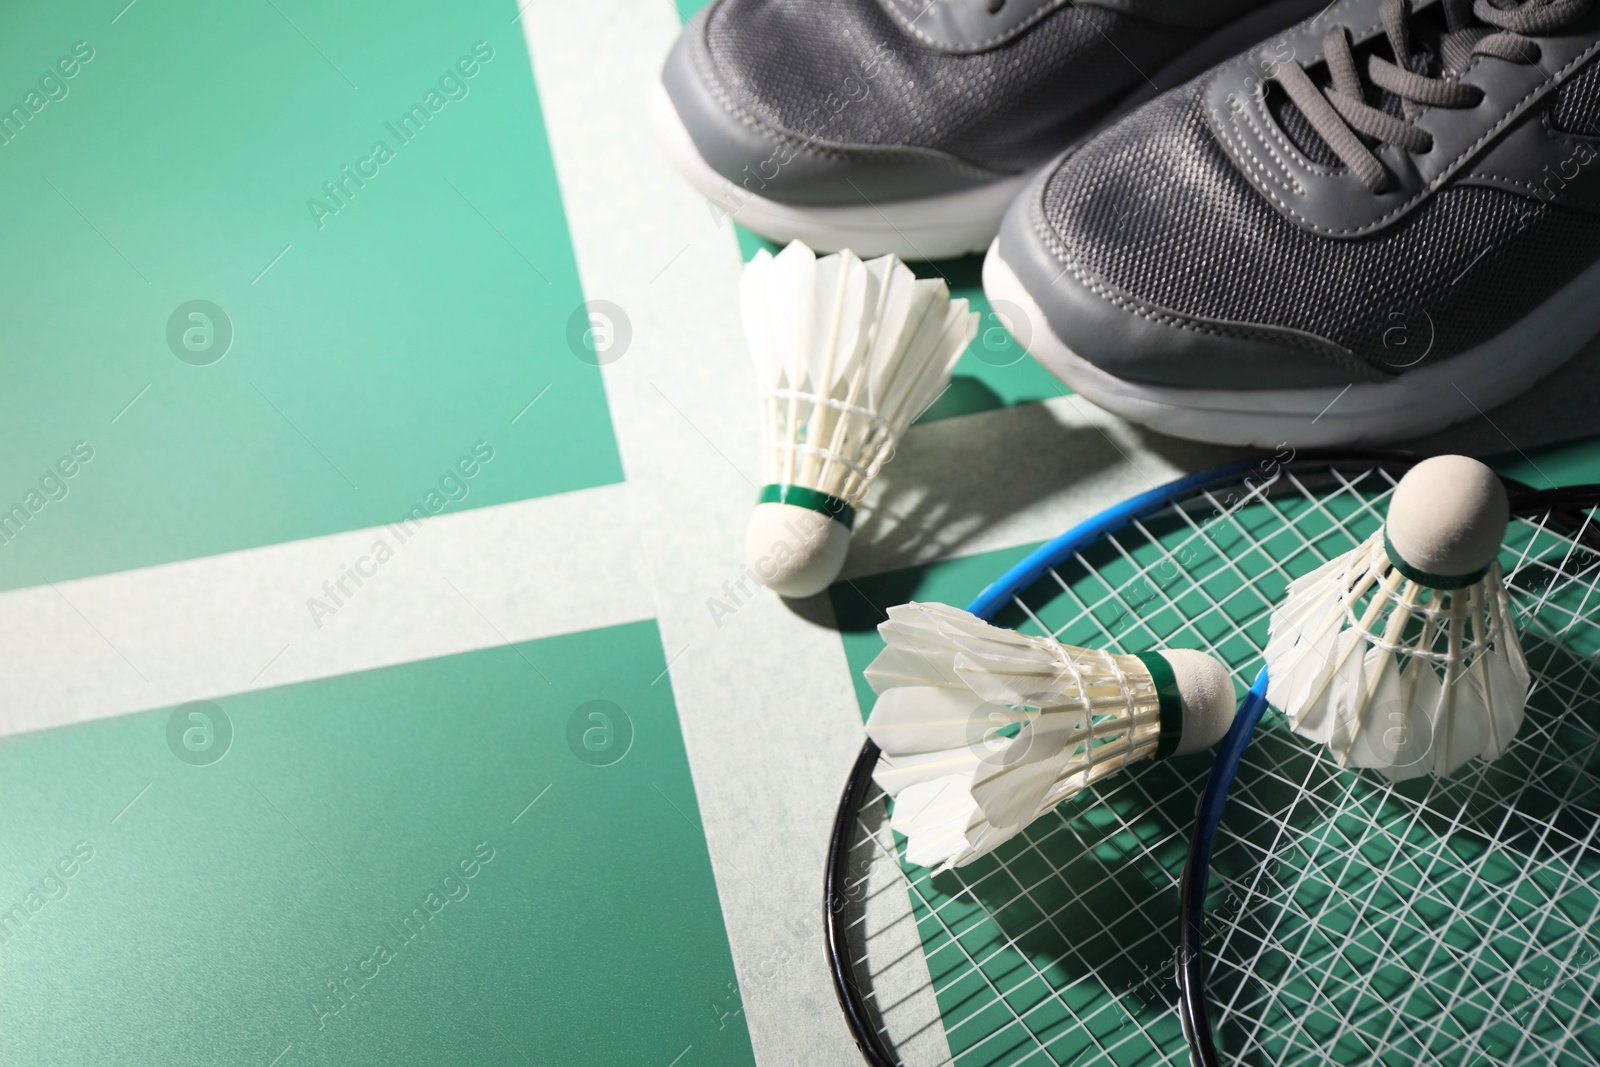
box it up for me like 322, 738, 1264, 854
1039, 83, 1600, 368
1553, 60, 1600, 136
703, 0, 1191, 172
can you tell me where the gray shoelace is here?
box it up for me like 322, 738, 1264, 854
1272, 0, 1593, 192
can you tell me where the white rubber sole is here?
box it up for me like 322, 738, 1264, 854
649, 82, 1030, 259
982, 241, 1600, 448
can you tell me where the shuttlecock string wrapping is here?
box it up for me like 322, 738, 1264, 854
745, 241, 974, 512
1265, 487, 1529, 778
870, 604, 1158, 863
864, 602, 1238, 869
764, 389, 891, 500
1272, 538, 1499, 708
952, 645, 1158, 837
1021, 653, 1165, 815
1293, 544, 1506, 743
1340, 544, 1505, 664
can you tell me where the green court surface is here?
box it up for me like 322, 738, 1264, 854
0, 2, 754, 1062
0, 621, 755, 1067
0, 0, 619, 593
4, 0, 1600, 1064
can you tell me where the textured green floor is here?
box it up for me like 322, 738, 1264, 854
0, 621, 755, 1067
0, 0, 620, 592
5, 1, 1600, 1064
0, 2, 754, 1064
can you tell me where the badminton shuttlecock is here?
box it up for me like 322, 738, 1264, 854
864, 602, 1237, 870
1265, 455, 1530, 780
742, 241, 976, 598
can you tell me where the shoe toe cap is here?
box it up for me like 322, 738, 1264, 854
659, 5, 1007, 206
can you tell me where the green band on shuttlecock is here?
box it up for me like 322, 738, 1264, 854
1133, 651, 1184, 761
757, 484, 855, 530
1381, 529, 1489, 590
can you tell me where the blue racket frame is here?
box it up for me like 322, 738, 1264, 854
824, 451, 1590, 1067
827, 453, 1404, 1067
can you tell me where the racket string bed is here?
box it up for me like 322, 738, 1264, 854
1222, 766, 1599, 1063
1200, 504, 1600, 1064
961, 471, 1376, 1062
1505, 510, 1600, 644
1229, 742, 1589, 1036
827, 459, 1600, 1067
1223, 766, 1491, 1058
844, 798, 1054, 1054
847, 759, 1213, 1063
846, 795, 1091, 1062
896, 800, 1167, 1061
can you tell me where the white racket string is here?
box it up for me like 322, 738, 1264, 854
832, 463, 1600, 1066
1203, 507, 1600, 1063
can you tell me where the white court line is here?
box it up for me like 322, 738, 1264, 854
844, 391, 1222, 581
0, 483, 653, 737
0, 7, 1226, 1063
519, 5, 915, 1063
514, 5, 1243, 1061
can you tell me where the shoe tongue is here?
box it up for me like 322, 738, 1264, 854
1400, 10, 1481, 83
1267, 85, 1343, 166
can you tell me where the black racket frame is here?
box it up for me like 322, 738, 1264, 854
822, 449, 1596, 1066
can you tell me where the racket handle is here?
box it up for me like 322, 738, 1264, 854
1178, 666, 1271, 1067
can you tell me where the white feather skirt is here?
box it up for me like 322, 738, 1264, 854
741, 241, 975, 505
1264, 532, 1530, 780
864, 603, 1163, 870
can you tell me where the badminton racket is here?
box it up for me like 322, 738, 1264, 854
825, 452, 1600, 1066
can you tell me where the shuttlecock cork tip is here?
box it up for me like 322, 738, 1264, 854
1385, 455, 1509, 584
746, 502, 851, 598
1158, 649, 1236, 756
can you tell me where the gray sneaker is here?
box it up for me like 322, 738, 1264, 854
652, 0, 1332, 259
986, 0, 1600, 446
